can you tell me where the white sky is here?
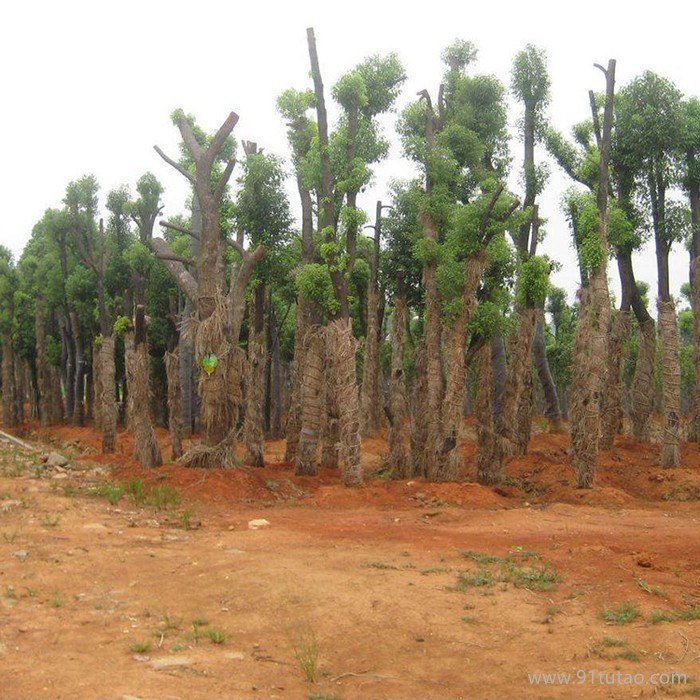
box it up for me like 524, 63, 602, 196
1, 0, 699, 305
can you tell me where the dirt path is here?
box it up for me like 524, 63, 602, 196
2, 432, 700, 699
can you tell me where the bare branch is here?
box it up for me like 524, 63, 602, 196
150, 237, 198, 301
214, 155, 237, 203
593, 63, 608, 77
204, 112, 239, 171
589, 90, 602, 148
154, 145, 194, 184
175, 114, 205, 163
223, 237, 246, 257
159, 220, 200, 241
479, 184, 505, 235
417, 89, 433, 113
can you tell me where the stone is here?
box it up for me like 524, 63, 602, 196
13, 550, 28, 560
51, 473, 68, 481
83, 523, 108, 531
46, 452, 69, 467
225, 651, 245, 661
248, 519, 270, 530
224, 549, 245, 555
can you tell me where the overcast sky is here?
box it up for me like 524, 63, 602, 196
2, 0, 699, 304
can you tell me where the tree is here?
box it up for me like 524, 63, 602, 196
568, 60, 616, 488
153, 110, 264, 468
125, 172, 165, 468
0, 247, 18, 428
616, 72, 685, 467
681, 97, 700, 441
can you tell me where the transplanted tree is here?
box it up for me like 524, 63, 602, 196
616, 72, 685, 467
565, 60, 616, 488
152, 110, 265, 468
285, 29, 405, 485
124, 173, 165, 467
508, 44, 562, 438
0, 247, 18, 428
397, 39, 518, 481
64, 175, 120, 451
680, 97, 700, 441
234, 145, 293, 467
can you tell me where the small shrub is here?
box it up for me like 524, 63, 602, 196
289, 626, 320, 683
128, 641, 152, 654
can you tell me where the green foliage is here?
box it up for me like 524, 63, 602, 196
469, 300, 508, 341
517, 255, 551, 307
441, 39, 478, 71
113, 316, 130, 338
511, 44, 550, 116
296, 264, 340, 316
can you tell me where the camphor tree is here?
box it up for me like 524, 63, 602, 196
508, 44, 562, 438
0, 247, 18, 428
124, 173, 165, 468
234, 144, 293, 467
286, 29, 405, 484
64, 175, 120, 453
616, 72, 685, 467
680, 97, 700, 441
152, 110, 265, 468
397, 39, 517, 481
567, 60, 616, 488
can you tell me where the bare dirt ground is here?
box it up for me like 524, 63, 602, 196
2, 422, 700, 699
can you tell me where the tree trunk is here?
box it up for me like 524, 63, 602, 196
69, 311, 85, 427
100, 335, 118, 454
128, 308, 162, 468
179, 302, 194, 438
325, 318, 363, 486
631, 317, 656, 442
490, 335, 508, 421
514, 374, 534, 455
320, 367, 340, 469
35, 298, 52, 427
244, 288, 266, 468
360, 282, 382, 436
600, 309, 631, 449
438, 252, 487, 481
165, 348, 183, 461
1, 330, 17, 428
570, 269, 610, 488
533, 311, 563, 432
285, 300, 311, 462
691, 257, 700, 443
295, 327, 324, 475
417, 213, 443, 480
658, 299, 681, 467
475, 344, 500, 485
59, 314, 75, 422
48, 365, 64, 425
387, 291, 410, 479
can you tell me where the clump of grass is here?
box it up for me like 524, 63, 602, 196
461, 616, 479, 623
502, 560, 560, 591
636, 578, 665, 597
365, 562, 399, 570
289, 626, 320, 683
455, 568, 495, 589
599, 602, 641, 625
51, 595, 64, 609
649, 607, 700, 624
128, 641, 152, 654
40, 513, 61, 528
205, 628, 228, 644
461, 551, 502, 565
180, 510, 194, 530
148, 484, 181, 510
591, 637, 639, 661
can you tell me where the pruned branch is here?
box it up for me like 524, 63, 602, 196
479, 184, 506, 235
214, 155, 237, 203
175, 114, 205, 163
203, 112, 239, 175
160, 220, 200, 241
150, 237, 198, 301
223, 237, 246, 257
589, 90, 602, 148
417, 89, 433, 113
154, 145, 194, 184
